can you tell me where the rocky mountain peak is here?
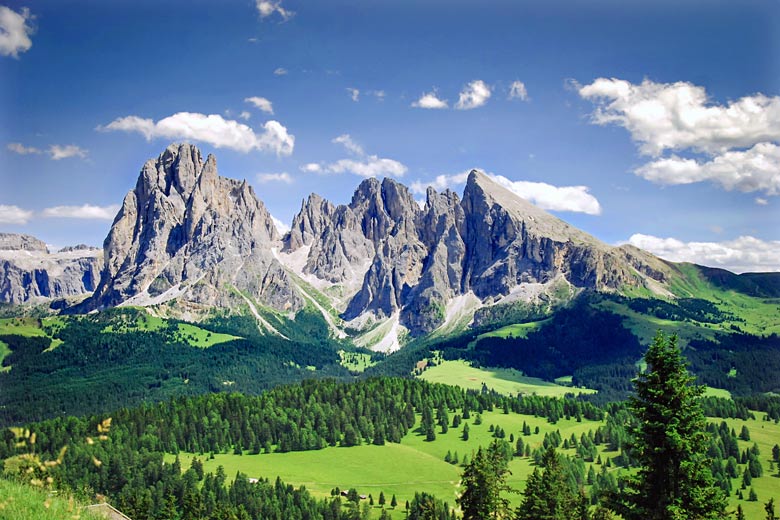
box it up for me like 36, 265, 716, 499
0, 233, 101, 304
0, 233, 49, 253
88, 143, 300, 315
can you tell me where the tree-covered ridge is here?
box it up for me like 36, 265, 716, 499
0, 309, 353, 426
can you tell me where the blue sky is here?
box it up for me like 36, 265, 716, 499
1, 0, 778, 272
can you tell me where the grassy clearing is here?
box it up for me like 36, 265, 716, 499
707, 413, 780, 519
338, 350, 377, 372
477, 319, 550, 340
703, 387, 732, 399
171, 410, 780, 519
0, 340, 9, 372
173, 408, 613, 516
0, 478, 103, 520
0, 317, 47, 337
102, 313, 239, 347
418, 360, 596, 397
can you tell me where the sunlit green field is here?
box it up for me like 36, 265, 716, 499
172, 408, 620, 518
418, 360, 596, 397
169, 408, 780, 519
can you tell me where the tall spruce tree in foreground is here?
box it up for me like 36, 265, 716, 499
459, 440, 513, 519
609, 332, 727, 520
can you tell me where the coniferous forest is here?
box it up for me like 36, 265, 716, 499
2, 333, 779, 519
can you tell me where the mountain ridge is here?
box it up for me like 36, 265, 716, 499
3, 144, 778, 352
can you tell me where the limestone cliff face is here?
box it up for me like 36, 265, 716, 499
0, 234, 101, 304
284, 170, 672, 334
88, 143, 302, 313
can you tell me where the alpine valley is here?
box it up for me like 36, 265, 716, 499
1, 143, 779, 424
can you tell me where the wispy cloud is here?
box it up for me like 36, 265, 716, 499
245, 96, 274, 115
456, 80, 491, 110
255, 0, 294, 21
332, 134, 364, 156
626, 233, 780, 273
49, 144, 88, 160
98, 112, 294, 155
41, 204, 120, 220
273, 67, 288, 76
304, 134, 407, 178
8, 142, 88, 160
0, 204, 33, 224
7, 142, 42, 155
412, 90, 448, 109
508, 80, 529, 101
0, 6, 34, 58
347, 88, 360, 102
256, 172, 293, 184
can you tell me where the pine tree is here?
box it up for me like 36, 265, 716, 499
458, 441, 513, 519
608, 332, 727, 520
391, 494, 398, 508
766, 498, 778, 520
516, 447, 584, 520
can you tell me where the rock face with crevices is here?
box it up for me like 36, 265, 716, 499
87, 143, 302, 314
0, 233, 102, 304
283, 170, 673, 334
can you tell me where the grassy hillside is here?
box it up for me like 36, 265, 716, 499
419, 359, 596, 397
171, 408, 780, 519
0, 479, 103, 520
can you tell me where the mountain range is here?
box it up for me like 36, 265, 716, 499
1, 143, 777, 351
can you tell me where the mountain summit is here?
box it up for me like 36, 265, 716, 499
281, 168, 673, 338
13, 145, 682, 348
87, 144, 301, 318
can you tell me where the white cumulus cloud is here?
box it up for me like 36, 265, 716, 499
490, 175, 601, 215
300, 163, 322, 173
0, 6, 34, 58
7, 142, 41, 155
347, 88, 360, 102
456, 80, 491, 110
0, 204, 33, 224
245, 96, 274, 115
41, 204, 120, 220
98, 112, 294, 155
634, 142, 780, 195
508, 80, 529, 101
412, 91, 448, 109
273, 67, 288, 76
410, 171, 471, 195
411, 170, 601, 215
49, 144, 88, 160
255, 0, 294, 20
578, 78, 780, 156
272, 215, 290, 235
256, 172, 293, 184
626, 233, 780, 273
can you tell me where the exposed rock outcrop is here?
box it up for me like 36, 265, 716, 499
283, 170, 673, 335
0, 234, 101, 304
88, 143, 302, 314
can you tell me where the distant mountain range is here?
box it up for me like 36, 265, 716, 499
3, 143, 779, 350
